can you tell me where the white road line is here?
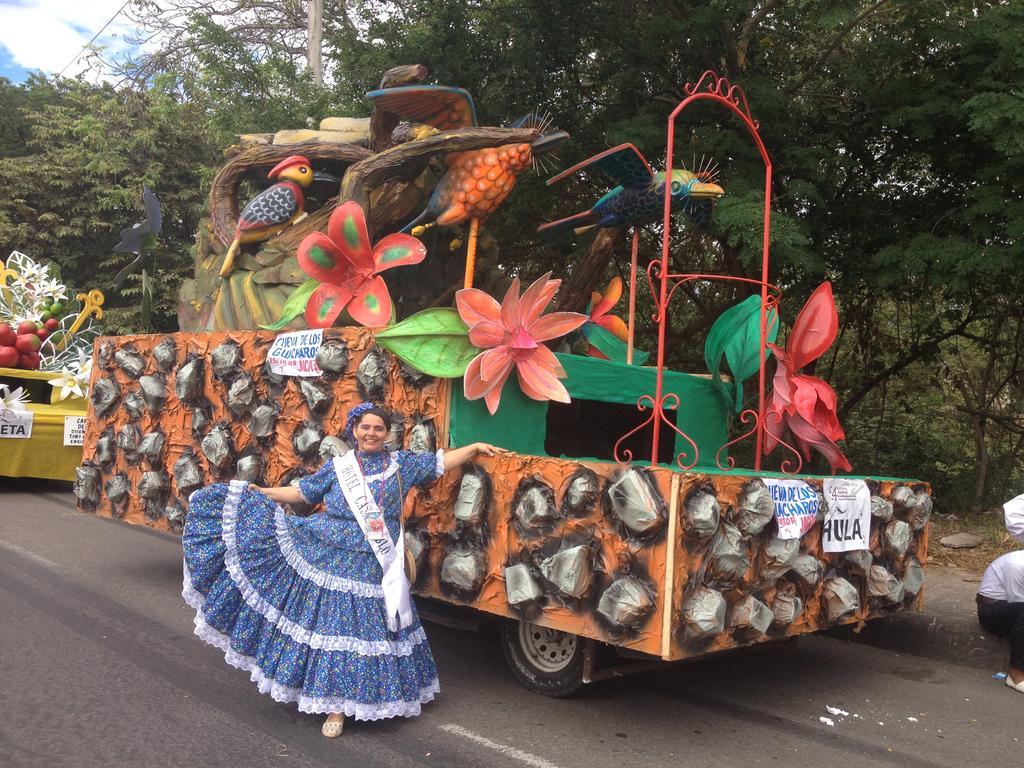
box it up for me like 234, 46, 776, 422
0, 538, 60, 569
439, 723, 563, 768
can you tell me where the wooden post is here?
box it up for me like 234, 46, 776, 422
464, 218, 480, 289
306, 0, 323, 87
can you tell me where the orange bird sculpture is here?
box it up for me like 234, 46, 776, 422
219, 155, 338, 278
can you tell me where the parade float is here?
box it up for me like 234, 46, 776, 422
75, 67, 931, 695
0, 251, 104, 481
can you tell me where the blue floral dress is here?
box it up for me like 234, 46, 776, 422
182, 449, 443, 720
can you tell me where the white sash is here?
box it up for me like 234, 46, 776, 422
333, 451, 413, 632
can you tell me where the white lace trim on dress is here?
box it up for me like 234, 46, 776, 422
434, 449, 445, 478
272, 507, 385, 597
183, 568, 438, 720
215, 482, 427, 656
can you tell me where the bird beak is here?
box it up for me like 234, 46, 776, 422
531, 130, 569, 156
313, 170, 340, 184
688, 181, 725, 199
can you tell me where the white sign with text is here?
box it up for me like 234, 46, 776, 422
821, 477, 871, 552
0, 409, 33, 439
64, 415, 87, 446
763, 478, 819, 539
266, 329, 324, 377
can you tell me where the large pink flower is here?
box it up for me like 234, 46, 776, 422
764, 282, 852, 474
456, 273, 587, 414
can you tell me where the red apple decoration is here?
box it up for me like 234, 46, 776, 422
0, 346, 18, 368
16, 320, 37, 336
44, 318, 59, 332
0, 323, 15, 347
19, 351, 40, 370
15, 333, 41, 354
35, 327, 50, 342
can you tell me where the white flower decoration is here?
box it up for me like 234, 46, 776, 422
0, 384, 30, 411
47, 369, 84, 401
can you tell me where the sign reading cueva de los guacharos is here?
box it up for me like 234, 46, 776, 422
762, 478, 818, 540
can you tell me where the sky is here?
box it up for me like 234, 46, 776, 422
0, 0, 139, 82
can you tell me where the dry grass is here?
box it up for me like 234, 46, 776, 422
926, 513, 1023, 573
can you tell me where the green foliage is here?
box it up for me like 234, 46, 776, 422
376, 308, 477, 377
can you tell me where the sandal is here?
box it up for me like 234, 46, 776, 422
321, 715, 345, 738
1006, 676, 1024, 694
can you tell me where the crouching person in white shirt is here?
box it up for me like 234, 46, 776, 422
977, 550, 1024, 693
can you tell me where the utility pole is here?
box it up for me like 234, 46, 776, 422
307, 0, 323, 87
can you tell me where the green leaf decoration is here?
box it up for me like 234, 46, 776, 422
704, 295, 779, 411
260, 278, 318, 330
583, 322, 650, 365
375, 307, 476, 378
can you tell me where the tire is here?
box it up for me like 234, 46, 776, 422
500, 619, 586, 697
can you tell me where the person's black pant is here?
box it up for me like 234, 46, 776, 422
977, 597, 1024, 669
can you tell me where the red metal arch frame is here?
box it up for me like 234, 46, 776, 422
614, 70, 799, 472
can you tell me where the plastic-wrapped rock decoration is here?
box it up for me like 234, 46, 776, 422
385, 419, 405, 452
733, 479, 775, 536
356, 346, 388, 402
904, 491, 933, 531
94, 428, 116, 468
512, 477, 559, 536
684, 487, 720, 540
73, 462, 101, 509
790, 554, 824, 588
538, 545, 593, 598
705, 522, 748, 588
91, 376, 120, 418
407, 418, 437, 454
318, 435, 350, 460
192, 400, 212, 438
235, 452, 263, 484
117, 423, 141, 463
292, 421, 324, 461
315, 339, 350, 376
248, 402, 278, 440
560, 468, 599, 518
140, 374, 167, 415
844, 549, 874, 577
226, 373, 256, 418
104, 473, 131, 506
682, 586, 726, 639
730, 595, 773, 635
823, 577, 860, 623
211, 339, 243, 380
867, 565, 906, 605
771, 590, 803, 627
404, 529, 430, 581
440, 546, 487, 597
138, 430, 166, 466
884, 520, 912, 559
201, 424, 235, 472
173, 449, 204, 495
605, 468, 667, 539
453, 465, 490, 526
114, 345, 146, 378
760, 537, 800, 581
596, 576, 654, 630
138, 470, 169, 501
123, 388, 145, 419
398, 359, 432, 388
175, 354, 205, 404
97, 340, 116, 370
261, 358, 287, 394
816, 491, 827, 522
870, 495, 894, 522
165, 499, 186, 531
298, 378, 333, 418
153, 336, 178, 371
143, 499, 164, 522
890, 485, 913, 511
504, 563, 543, 607
903, 557, 925, 597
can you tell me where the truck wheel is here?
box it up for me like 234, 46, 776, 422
500, 619, 585, 697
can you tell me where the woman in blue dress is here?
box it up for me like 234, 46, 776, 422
182, 401, 497, 737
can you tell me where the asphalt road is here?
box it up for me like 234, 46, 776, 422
1, 479, 1020, 768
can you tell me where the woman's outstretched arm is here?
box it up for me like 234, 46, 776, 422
442, 442, 500, 471
250, 485, 305, 504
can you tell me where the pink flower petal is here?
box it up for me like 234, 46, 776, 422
463, 353, 491, 399
479, 346, 513, 383
527, 311, 587, 342
467, 320, 506, 348
519, 272, 559, 326
483, 385, 503, 415
456, 288, 502, 327
591, 276, 622, 318
530, 343, 566, 378
516, 353, 571, 403
500, 276, 523, 332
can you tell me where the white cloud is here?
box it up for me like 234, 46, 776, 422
0, 0, 139, 77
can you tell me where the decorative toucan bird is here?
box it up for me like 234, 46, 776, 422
537, 143, 724, 238
366, 85, 567, 288
219, 155, 339, 278
112, 184, 162, 288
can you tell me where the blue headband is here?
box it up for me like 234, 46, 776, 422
343, 401, 379, 444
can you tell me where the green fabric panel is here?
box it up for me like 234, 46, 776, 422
554, 354, 729, 465
448, 377, 549, 454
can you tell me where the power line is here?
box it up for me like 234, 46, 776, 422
56, 0, 133, 77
